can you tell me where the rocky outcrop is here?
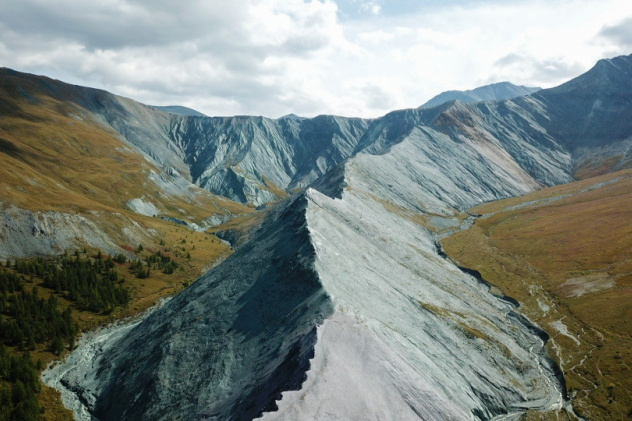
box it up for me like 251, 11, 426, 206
55, 195, 333, 420
0, 205, 154, 260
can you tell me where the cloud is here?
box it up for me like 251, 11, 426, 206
1, 0, 251, 51
360, 84, 395, 110
336, 0, 383, 18
492, 53, 585, 87
360, 1, 382, 15
598, 17, 632, 49
0, 0, 349, 117
0, 0, 630, 118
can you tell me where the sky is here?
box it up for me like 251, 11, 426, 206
1, 0, 631, 118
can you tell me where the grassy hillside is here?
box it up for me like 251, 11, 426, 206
0, 71, 250, 218
0, 67, 254, 271
1, 230, 233, 420
442, 168, 632, 420
0, 70, 260, 419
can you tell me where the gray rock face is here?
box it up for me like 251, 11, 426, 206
356, 99, 573, 194
50, 153, 565, 420
60, 196, 333, 420
531, 55, 632, 152
5, 56, 630, 210
0, 205, 153, 260
168, 114, 369, 205
419, 81, 541, 109
79, 93, 370, 205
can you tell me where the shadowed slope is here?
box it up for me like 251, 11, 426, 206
57, 195, 335, 420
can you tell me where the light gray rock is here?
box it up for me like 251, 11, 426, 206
126, 198, 159, 217
0, 206, 153, 259
50, 156, 566, 419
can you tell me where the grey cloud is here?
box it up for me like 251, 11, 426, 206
494, 53, 523, 67
2, 0, 335, 60
362, 84, 395, 110
282, 34, 330, 55
0, 0, 341, 118
534, 59, 584, 81
493, 53, 584, 86
2, 1, 237, 50
598, 17, 632, 48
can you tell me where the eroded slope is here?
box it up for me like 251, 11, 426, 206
52, 130, 571, 420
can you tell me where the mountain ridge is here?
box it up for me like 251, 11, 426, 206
419, 81, 541, 109
4, 54, 632, 420
4, 56, 632, 210
149, 105, 207, 117
50, 169, 567, 419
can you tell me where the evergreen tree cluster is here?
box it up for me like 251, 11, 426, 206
0, 272, 22, 294
146, 251, 179, 274
0, 288, 76, 353
112, 254, 127, 264
0, 346, 41, 421
129, 260, 150, 279
0, 252, 133, 420
17, 257, 131, 313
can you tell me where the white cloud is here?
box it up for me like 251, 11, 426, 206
0, 0, 630, 118
360, 1, 381, 15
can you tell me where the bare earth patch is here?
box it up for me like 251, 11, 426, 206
559, 273, 616, 298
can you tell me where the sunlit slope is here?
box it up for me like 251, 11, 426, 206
4, 54, 632, 213
442, 168, 632, 420
0, 68, 251, 259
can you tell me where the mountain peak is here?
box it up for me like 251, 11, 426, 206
150, 105, 207, 117
420, 81, 541, 109
278, 113, 306, 120
544, 53, 632, 96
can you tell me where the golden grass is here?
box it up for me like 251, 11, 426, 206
40, 385, 75, 421
207, 207, 270, 238
260, 176, 290, 201
0, 73, 252, 222
443, 168, 632, 420
574, 156, 623, 180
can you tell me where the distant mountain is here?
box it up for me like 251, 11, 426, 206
150, 105, 207, 117
278, 113, 306, 120
419, 81, 540, 108
0, 69, 369, 207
